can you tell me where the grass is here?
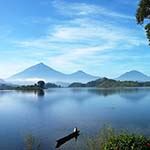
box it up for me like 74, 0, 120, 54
86, 126, 150, 150
25, 134, 41, 150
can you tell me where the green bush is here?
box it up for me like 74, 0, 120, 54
87, 126, 150, 150
104, 133, 150, 150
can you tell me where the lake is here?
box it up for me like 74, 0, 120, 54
0, 88, 150, 149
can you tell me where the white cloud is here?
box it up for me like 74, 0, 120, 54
16, 17, 145, 48
52, 0, 133, 20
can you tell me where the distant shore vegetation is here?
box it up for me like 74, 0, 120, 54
1, 78, 150, 91
15, 81, 61, 91
0, 80, 60, 91
69, 78, 150, 88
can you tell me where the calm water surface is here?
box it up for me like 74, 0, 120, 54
0, 88, 150, 149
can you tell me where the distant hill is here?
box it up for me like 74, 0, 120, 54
116, 70, 150, 81
0, 79, 18, 90
0, 79, 5, 84
8, 63, 99, 84
68, 70, 98, 82
69, 78, 150, 88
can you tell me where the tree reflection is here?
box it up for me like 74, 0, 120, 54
37, 89, 45, 97
87, 88, 148, 100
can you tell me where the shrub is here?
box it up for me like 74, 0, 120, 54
87, 126, 150, 150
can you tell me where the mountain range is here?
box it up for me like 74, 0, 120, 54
5, 63, 150, 84
7, 63, 99, 84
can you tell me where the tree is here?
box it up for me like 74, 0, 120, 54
37, 81, 45, 89
136, 0, 150, 45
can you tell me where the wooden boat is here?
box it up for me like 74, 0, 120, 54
56, 128, 80, 148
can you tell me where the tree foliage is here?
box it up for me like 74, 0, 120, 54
37, 80, 45, 89
136, 0, 150, 44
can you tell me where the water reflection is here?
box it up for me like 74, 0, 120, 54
11, 89, 45, 98
120, 91, 148, 101
87, 88, 149, 100
87, 88, 120, 96
0, 88, 150, 150
35, 90, 45, 97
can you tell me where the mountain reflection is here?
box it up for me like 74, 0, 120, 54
87, 88, 149, 101
120, 91, 148, 101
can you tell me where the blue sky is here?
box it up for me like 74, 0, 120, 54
0, 0, 149, 78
